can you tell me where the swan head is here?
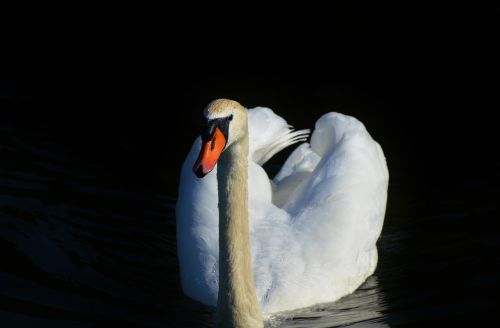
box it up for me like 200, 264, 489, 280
193, 99, 247, 178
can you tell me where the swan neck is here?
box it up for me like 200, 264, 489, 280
216, 133, 263, 328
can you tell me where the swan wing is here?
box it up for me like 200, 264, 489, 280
256, 112, 389, 313
248, 107, 309, 165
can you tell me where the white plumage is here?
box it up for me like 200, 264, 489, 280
176, 106, 389, 314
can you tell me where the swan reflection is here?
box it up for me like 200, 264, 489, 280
268, 276, 388, 327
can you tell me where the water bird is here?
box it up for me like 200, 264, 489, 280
176, 99, 389, 327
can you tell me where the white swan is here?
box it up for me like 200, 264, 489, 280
176, 99, 389, 327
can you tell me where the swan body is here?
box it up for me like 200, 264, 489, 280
176, 100, 389, 318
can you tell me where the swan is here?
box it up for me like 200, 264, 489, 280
176, 99, 389, 327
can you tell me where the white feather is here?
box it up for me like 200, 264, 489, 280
176, 107, 389, 314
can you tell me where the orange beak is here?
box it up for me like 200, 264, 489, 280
193, 127, 227, 178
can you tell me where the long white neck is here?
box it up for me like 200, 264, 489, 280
215, 128, 263, 328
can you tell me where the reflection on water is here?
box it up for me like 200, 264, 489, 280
268, 276, 388, 327
1, 121, 498, 327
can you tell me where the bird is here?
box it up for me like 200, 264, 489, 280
176, 99, 389, 327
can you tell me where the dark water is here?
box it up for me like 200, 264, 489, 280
1, 39, 499, 327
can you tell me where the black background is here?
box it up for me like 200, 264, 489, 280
3, 7, 499, 193
1, 5, 499, 326
2, 7, 498, 199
